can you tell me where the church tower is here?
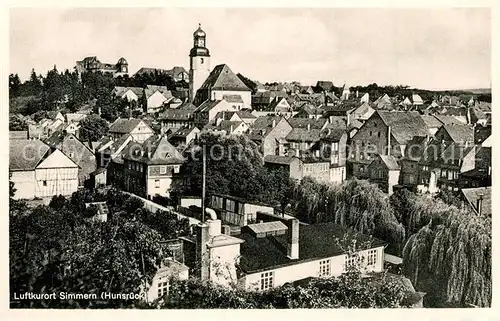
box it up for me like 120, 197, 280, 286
189, 24, 211, 102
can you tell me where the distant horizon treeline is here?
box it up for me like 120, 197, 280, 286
8, 66, 188, 119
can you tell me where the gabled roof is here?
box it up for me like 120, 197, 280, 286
170, 126, 199, 139
45, 130, 93, 153
195, 99, 233, 114
377, 155, 401, 170
268, 97, 291, 111
376, 111, 429, 145
214, 110, 256, 121
288, 117, 327, 130
316, 81, 334, 91
412, 94, 423, 104
441, 124, 474, 143
158, 109, 194, 121
198, 64, 250, 92
247, 116, 284, 141
320, 128, 346, 141
144, 85, 172, 99
461, 187, 491, 216
37, 148, 79, 169
10, 139, 50, 171
286, 128, 322, 142
223, 94, 244, 103
122, 135, 185, 165
65, 113, 87, 123
433, 115, 464, 126
264, 155, 299, 165
420, 115, 443, 129
109, 118, 148, 134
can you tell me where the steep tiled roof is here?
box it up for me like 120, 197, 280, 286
377, 111, 429, 145
264, 155, 298, 165
420, 115, 443, 129
122, 135, 185, 165
461, 187, 491, 216
286, 128, 322, 142
158, 109, 194, 121
109, 118, 144, 134
195, 100, 230, 114
320, 128, 346, 141
288, 117, 327, 130
10, 139, 50, 171
199, 64, 250, 92
247, 116, 283, 141
378, 155, 401, 170
442, 124, 474, 143
144, 85, 172, 99
433, 115, 464, 125
316, 81, 335, 91
223, 95, 244, 103
65, 113, 87, 123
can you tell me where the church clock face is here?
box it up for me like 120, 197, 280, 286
198, 39, 205, 47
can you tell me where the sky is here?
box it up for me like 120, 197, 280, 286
9, 7, 491, 90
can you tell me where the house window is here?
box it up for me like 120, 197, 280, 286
201, 58, 204, 64
409, 175, 415, 184
155, 180, 160, 188
367, 249, 377, 266
319, 259, 331, 277
226, 199, 236, 212
360, 166, 364, 173
69, 152, 74, 158
43, 180, 47, 186
160, 166, 166, 174
377, 132, 381, 138
260, 271, 274, 291
345, 254, 357, 270
157, 281, 169, 298
369, 131, 372, 136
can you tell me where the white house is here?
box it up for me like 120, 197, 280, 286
113, 86, 144, 102
144, 85, 173, 113
412, 94, 424, 105
186, 212, 386, 291
146, 258, 189, 302
10, 139, 79, 200
108, 118, 154, 143
194, 99, 237, 128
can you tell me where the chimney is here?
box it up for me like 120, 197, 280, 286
222, 225, 231, 235
286, 219, 299, 259
272, 119, 276, 128
97, 106, 102, 116
295, 149, 300, 157
196, 223, 210, 280
307, 123, 311, 132
230, 124, 234, 134
207, 218, 222, 237
346, 113, 351, 127
387, 126, 391, 156
477, 193, 484, 215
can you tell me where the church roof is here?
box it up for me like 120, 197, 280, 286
199, 64, 251, 92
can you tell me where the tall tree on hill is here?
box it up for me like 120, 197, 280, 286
9, 73, 21, 97
79, 114, 109, 143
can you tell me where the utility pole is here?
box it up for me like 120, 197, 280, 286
201, 144, 206, 223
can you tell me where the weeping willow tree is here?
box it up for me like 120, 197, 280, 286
291, 177, 405, 253
402, 204, 491, 307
